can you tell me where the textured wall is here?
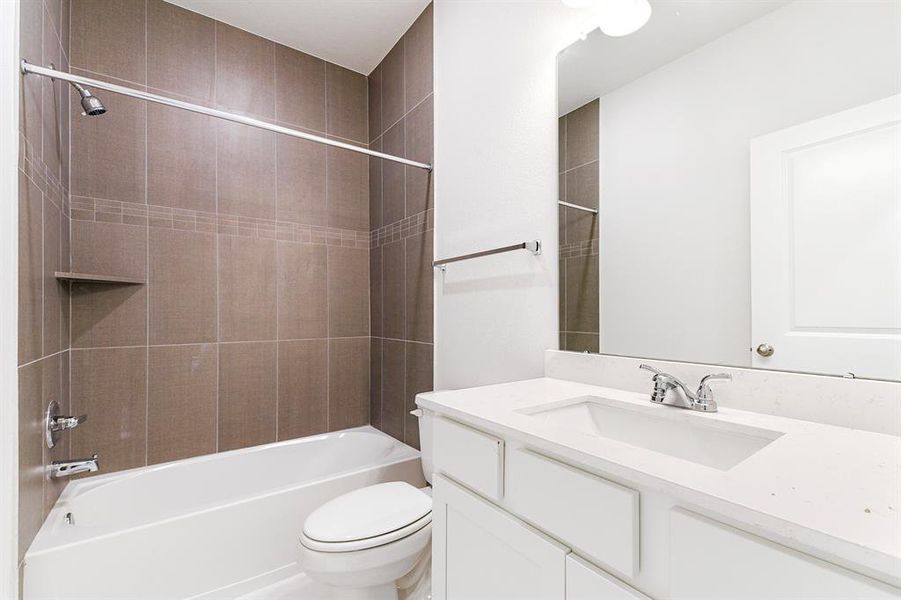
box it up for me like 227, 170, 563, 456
65, 0, 371, 475
367, 3, 434, 450
17, 0, 71, 564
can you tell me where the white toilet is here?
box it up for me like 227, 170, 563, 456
298, 411, 434, 600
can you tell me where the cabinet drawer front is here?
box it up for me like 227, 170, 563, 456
506, 448, 639, 578
670, 509, 899, 599
433, 417, 504, 501
566, 555, 649, 600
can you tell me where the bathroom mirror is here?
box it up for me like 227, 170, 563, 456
556, 0, 901, 381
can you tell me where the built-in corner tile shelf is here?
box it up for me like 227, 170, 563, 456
54, 272, 145, 285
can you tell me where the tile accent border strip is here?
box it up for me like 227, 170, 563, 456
70, 196, 371, 248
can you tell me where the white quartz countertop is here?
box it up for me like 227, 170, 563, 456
417, 377, 901, 586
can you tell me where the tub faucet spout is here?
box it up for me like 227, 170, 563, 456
51, 455, 99, 478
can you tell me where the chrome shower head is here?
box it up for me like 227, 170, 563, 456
72, 83, 106, 116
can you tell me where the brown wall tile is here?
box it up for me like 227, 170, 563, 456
70, 76, 146, 203
41, 12, 63, 182
147, 0, 215, 101
42, 197, 62, 355
369, 136, 383, 230
563, 332, 600, 354
71, 0, 145, 83
148, 344, 218, 464
381, 120, 405, 225
382, 239, 405, 340
218, 341, 277, 451
368, 64, 382, 143
326, 63, 367, 143
327, 246, 369, 337
43, 353, 67, 517
217, 121, 276, 219
328, 338, 369, 431
149, 228, 217, 345
405, 230, 433, 343
380, 339, 405, 441
564, 99, 599, 169
215, 23, 275, 119
564, 254, 599, 334
404, 95, 433, 217
564, 162, 599, 244
369, 246, 383, 338
369, 338, 382, 430
70, 347, 148, 474
219, 235, 276, 342
275, 45, 325, 131
381, 42, 404, 133
277, 340, 327, 440
326, 146, 368, 231
404, 3, 433, 111
71, 282, 147, 348
19, 0, 43, 154
404, 342, 432, 449
276, 135, 326, 225
18, 172, 42, 365
71, 219, 147, 280
17, 358, 44, 561
277, 242, 327, 339
147, 103, 216, 212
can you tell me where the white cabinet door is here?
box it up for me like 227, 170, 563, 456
432, 474, 568, 600
670, 508, 900, 599
750, 93, 901, 380
566, 555, 650, 600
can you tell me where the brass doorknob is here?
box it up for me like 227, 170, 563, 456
756, 343, 774, 357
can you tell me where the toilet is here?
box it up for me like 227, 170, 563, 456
298, 411, 434, 600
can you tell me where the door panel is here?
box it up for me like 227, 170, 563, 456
750, 94, 901, 379
432, 474, 567, 600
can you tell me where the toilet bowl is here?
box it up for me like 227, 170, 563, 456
298, 411, 434, 600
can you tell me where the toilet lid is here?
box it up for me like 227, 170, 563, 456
303, 482, 432, 544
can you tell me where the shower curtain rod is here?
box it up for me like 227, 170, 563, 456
20, 61, 433, 172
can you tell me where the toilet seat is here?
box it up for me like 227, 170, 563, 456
301, 482, 432, 553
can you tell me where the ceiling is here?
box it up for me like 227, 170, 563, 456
558, 0, 790, 115
165, 0, 431, 74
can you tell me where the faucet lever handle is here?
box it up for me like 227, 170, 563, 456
639, 364, 664, 376
697, 373, 732, 402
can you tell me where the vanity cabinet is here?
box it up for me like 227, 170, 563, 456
669, 509, 899, 599
567, 555, 650, 600
432, 474, 567, 600
430, 413, 901, 600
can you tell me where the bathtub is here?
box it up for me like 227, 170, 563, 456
24, 426, 425, 600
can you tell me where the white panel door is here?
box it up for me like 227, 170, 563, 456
431, 474, 567, 600
750, 94, 901, 380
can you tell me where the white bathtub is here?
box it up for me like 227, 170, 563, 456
24, 426, 425, 600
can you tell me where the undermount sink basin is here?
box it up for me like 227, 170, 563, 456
520, 396, 783, 470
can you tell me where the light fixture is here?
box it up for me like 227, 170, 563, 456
596, 0, 652, 36
562, 0, 652, 37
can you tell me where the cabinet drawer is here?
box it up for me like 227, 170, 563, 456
432, 417, 504, 501
506, 448, 639, 578
567, 555, 649, 600
670, 508, 899, 599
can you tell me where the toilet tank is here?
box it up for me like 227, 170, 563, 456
416, 408, 434, 485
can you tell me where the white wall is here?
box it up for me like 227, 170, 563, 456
599, 0, 901, 367
0, 1, 20, 595
433, 2, 596, 389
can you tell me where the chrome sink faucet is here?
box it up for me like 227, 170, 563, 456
639, 365, 731, 413
50, 455, 99, 479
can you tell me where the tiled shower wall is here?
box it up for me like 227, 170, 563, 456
559, 99, 599, 353
368, 4, 434, 450
17, 0, 71, 564
65, 0, 372, 475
